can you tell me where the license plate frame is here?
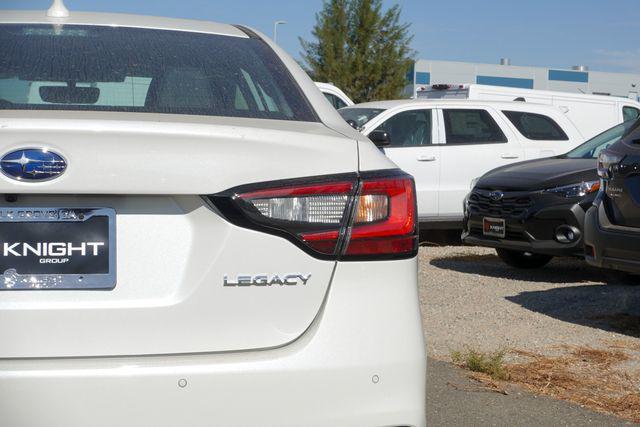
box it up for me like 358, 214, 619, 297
0, 207, 116, 290
483, 217, 506, 238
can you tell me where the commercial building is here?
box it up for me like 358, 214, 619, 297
405, 58, 640, 100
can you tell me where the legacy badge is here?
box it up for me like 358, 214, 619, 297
224, 273, 311, 287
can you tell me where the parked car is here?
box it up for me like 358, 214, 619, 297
585, 120, 640, 274
315, 82, 354, 109
417, 83, 640, 140
462, 119, 636, 268
0, 5, 426, 427
339, 99, 585, 230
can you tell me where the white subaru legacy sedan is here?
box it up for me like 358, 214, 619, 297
0, 6, 425, 427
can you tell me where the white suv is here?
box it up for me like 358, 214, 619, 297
0, 8, 426, 427
315, 82, 354, 109
340, 99, 585, 228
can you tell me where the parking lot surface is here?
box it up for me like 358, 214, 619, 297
427, 357, 632, 426
420, 246, 640, 424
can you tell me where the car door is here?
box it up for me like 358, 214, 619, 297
437, 107, 524, 219
365, 107, 440, 219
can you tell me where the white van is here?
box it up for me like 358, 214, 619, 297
417, 84, 640, 140
315, 82, 354, 109
339, 99, 585, 228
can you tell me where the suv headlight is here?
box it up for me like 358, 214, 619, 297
597, 152, 624, 178
546, 180, 600, 198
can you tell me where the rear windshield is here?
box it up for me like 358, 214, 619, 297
338, 107, 385, 129
0, 24, 317, 121
566, 119, 639, 159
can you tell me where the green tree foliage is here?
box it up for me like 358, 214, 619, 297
300, 0, 414, 103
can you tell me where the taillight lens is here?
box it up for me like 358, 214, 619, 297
208, 170, 418, 260
343, 176, 417, 258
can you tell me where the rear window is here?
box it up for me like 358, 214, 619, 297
502, 110, 568, 141
442, 109, 507, 144
338, 107, 385, 129
323, 92, 347, 110
0, 24, 317, 121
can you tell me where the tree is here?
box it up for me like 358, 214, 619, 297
300, 0, 414, 103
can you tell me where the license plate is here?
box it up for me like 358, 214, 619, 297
483, 217, 506, 238
0, 208, 116, 290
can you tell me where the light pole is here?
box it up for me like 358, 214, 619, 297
273, 20, 287, 44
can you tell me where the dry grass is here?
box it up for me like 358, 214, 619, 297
454, 345, 640, 423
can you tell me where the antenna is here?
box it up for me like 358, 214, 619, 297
47, 0, 70, 18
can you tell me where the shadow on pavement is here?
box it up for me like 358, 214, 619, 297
429, 252, 629, 285
507, 285, 640, 338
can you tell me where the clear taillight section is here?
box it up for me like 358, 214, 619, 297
210, 170, 418, 260
250, 195, 349, 224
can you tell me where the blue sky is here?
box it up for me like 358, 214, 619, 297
2, 0, 639, 73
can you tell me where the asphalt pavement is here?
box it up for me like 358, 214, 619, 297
427, 357, 635, 426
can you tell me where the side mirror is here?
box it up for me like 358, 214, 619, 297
368, 130, 391, 148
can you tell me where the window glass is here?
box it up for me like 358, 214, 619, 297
502, 110, 568, 141
0, 24, 317, 121
443, 109, 507, 144
566, 119, 639, 159
323, 92, 347, 110
623, 106, 640, 122
375, 109, 432, 147
338, 107, 385, 129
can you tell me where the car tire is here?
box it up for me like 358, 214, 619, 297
495, 248, 553, 269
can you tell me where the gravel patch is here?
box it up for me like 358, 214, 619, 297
418, 245, 640, 359
420, 245, 640, 421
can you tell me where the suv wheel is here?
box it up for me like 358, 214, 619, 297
495, 248, 553, 269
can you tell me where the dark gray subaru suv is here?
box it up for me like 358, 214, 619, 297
463, 120, 636, 268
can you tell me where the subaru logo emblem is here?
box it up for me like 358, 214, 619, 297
0, 149, 66, 182
489, 191, 504, 201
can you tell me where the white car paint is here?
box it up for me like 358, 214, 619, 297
0, 9, 425, 427
315, 82, 354, 108
343, 99, 585, 225
417, 83, 640, 140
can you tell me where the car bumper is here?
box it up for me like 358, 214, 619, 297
585, 200, 640, 273
462, 195, 590, 257
0, 259, 426, 427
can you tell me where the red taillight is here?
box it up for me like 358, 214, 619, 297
210, 170, 418, 260
344, 176, 417, 257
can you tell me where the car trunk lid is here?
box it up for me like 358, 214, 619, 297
0, 113, 358, 358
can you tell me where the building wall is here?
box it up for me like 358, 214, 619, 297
405, 59, 640, 100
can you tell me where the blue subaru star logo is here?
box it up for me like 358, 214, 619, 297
0, 149, 67, 181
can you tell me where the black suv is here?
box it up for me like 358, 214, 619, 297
463, 120, 636, 268
585, 120, 640, 273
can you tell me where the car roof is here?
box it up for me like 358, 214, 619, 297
0, 10, 249, 38
347, 99, 566, 114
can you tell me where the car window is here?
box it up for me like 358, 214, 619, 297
374, 110, 432, 147
0, 24, 316, 121
623, 106, 640, 122
443, 109, 507, 144
566, 119, 639, 159
338, 107, 385, 129
323, 92, 347, 109
502, 110, 568, 141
